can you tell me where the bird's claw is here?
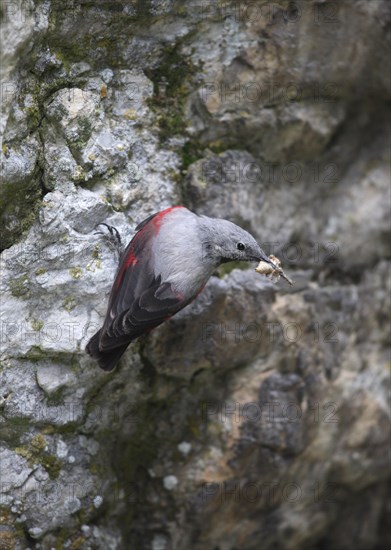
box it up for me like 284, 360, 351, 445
95, 223, 122, 243
94, 223, 124, 262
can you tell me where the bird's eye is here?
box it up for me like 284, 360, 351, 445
237, 242, 245, 251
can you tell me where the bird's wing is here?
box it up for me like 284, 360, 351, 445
98, 222, 190, 351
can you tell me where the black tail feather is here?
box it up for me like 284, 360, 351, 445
86, 329, 129, 372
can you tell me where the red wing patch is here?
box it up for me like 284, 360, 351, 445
134, 206, 185, 233
151, 206, 184, 233
115, 206, 185, 288
116, 247, 138, 289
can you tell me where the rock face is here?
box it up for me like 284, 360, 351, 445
0, 1, 390, 549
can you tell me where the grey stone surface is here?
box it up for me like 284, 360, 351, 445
0, 1, 390, 549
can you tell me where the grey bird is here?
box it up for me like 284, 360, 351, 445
86, 205, 276, 371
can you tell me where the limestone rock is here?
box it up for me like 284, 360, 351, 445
0, 1, 389, 549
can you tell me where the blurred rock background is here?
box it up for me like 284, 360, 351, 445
0, 1, 390, 548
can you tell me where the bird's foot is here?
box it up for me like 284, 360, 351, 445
94, 223, 124, 263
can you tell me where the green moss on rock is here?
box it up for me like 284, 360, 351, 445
31, 319, 44, 331
15, 433, 62, 479
0, 183, 43, 251
69, 267, 83, 279
63, 296, 77, 311
25, 104, 41, 130
9, 275, 30, 298
146, 44, 201, 143
0, 508, 16, 550
0, 416, 32, 446
25, 345, 47, 361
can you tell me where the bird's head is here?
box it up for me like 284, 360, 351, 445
199, 217, 274, 267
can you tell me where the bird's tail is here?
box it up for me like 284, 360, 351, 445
86, 329, 129, 372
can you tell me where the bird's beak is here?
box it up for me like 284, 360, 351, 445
257, 247, 294, 286
258, 248, 278, 268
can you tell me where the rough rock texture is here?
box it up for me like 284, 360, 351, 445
0, 1, 390, 549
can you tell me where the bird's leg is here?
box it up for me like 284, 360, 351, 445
94, 223, 124, 263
